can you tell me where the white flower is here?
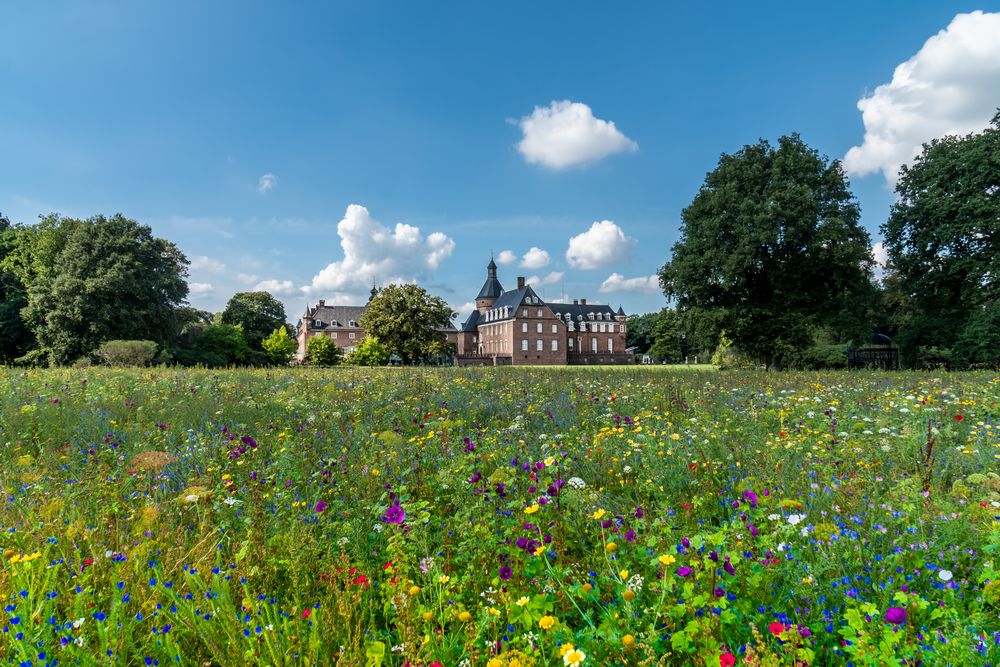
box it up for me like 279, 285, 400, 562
938, 569, 953, 582
567, 477, 586, 489
623, 466, 632, 474
73, 618, 85, 628
787, 514, 806, 526
223, 497, 241, 506
768, 513, 781, 521
184, 494, 200, 503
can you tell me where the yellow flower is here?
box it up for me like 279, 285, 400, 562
559, 644, 576, 657
458, 610, 472, 622
516, 596, 530, 607
438, 575, 450, 584
533, 545, 546, 556
487, 659, 502, 667
658, 554, 676, 566
524, 504, 540, 515
590, 509, 606, 520
544, 456, 555, 466
619, 569, 629, 580
563, 648, 586, 666
622, 634, 636, 647
488, 606, 500, 617
623, 590, 635, 602
408, 585, 421, 596
605, 542, 617, 553
539, 615, 557, 630
371, 468, 380, 476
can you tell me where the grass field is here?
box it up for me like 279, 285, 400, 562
1, 367, 998, 666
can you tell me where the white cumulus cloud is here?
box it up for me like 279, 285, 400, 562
844, 11, 1000, 184
188, 282, 214, 295
520, 246, 551, 269
257, 173, 277, 192
516, 100, 638, 169
236, 273, 259, 285
599, 273, 661, 294
526, 271, 564, 287
496, 250, 517, 265
566, 220, 634, 269
254, 279, 297, 296
190, 255, 226, 273
302, 204, 456, 303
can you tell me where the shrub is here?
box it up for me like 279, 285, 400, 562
95, 339, 159, 367
306, 335, 342, 366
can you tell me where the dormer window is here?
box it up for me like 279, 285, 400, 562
349, 320, 356, 327
315, 320, 324, 328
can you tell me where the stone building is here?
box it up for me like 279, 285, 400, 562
456, 259, 631, 366
296, 286, 457, 361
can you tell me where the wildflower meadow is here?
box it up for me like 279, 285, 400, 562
1, 367, 998, 666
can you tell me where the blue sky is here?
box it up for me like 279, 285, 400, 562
2, 2, 999, 320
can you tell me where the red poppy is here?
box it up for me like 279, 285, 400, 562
954, 414, 964, 421
720, 653, 736, 667
768, 621, 785, 636
301, 608, 312, 619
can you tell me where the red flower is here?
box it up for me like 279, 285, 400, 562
720, 653, 737, 667
430, 663, 444, 667
301, 608, 312, 619
768, 621, 785, 636
954, 414, 964, 421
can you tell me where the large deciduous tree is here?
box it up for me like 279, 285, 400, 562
220, 291, 289, 350
659, 134, 875, 368
14, 214, 188, 365
0, 213, 33, 363
360, 284, 455, 364
882, 113, 1000, 368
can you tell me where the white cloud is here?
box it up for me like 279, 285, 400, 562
525, 271, 564, 287
257, 173, 277, 193
190, 255, 226, 273
188, 282, 214, 295
254, 279, 297, 296
302, 204, 456, 302
516, 100, 638, 169
871, 242, 890, 282
844, 11, 1000, 184
520, 246, 551, 269
452, 301, 478, 317
496, 250, 517, 265
236, 273, 259, 285
599, 273, 661, 294
566, 220, 634, 269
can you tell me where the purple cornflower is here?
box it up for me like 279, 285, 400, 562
384, 505, 405, 524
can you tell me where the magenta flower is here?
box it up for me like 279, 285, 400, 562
676, 566, 692, 577
314, 501, 327, 513
885, 607, 906, 624
384, 504, 405, 524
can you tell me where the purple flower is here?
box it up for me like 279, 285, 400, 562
241, 435, 257, 449
681, 537, 691, 549
713, 587, 725, 598
498, 565, 512, 581
384, 505, 405, 524
634, 506, 644, 519
885, 607, 906, 624
723, 558, 736, 576
743, 489, 758, 508
676, 566, 692, 577
625, 530, 637, 543
314, 501, 327, 513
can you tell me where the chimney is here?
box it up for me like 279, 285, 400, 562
580, 298, 587, 305
573, 299, 579, 305
517, 276, 525, 289
318, 299, 325, 307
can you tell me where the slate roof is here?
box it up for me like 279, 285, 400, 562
547, 302, 618, 321
460, 309, 481, 332
476, 275, 504, 299
306, 304, 367, 329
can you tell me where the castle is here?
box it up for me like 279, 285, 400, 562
296, 259, 631, 365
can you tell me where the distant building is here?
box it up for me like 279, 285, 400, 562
455, 259, 631, 366
296, 286, 457, 361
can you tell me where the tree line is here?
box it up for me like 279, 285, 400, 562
629, 113, 999, 370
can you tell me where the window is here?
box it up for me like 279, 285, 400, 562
551, 324, 557, 334
568, 338, 574, 349
314, 320, 323, 328
522, 308, 528, 317
537, 308, 543, 317
472, 335, 477, 343
330, 332, 337, 338
599, 323, 606, 333
608, 338, 613, 352
349, 332, 356, 339
551, 340, 558, 352
521, 323, 528, 333
536, 322, 542, 333
536, 339, 543, 351
591, 337, 598, 352
521, 340, 528, 351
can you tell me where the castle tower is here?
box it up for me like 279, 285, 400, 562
475, 257, 504, 313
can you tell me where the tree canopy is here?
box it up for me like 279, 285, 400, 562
881, 112, 1000, 367
359, 284, 455, 364
262, 326, 297, 365
659, 134, 875, 368
0, 213, 33, 363
306, 334, 342, 366
6, 214, 188, 365
220, 291, 289, 350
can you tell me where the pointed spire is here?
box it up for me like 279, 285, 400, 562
369, 280, 378, 302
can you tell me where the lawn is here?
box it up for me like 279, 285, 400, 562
1, 367, 998, 666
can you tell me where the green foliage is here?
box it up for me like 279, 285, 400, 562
710, 332, 748, 370
0, 213, 34, 363
306, 334, 342, 366
359, 284, 455, 364
797, 343, 848, 370
262, 326, 298, 366
346, 336, 389, 366
625, 312, 659, 353
647, 308, 682, 361
178, 324, 251, 367
660, 134, 875, 369
220, 291, 289, 350
6, 214, 188, 365
95, 339, 159, 367
953, 303, 1000, 369
882, 113, 1000, 367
